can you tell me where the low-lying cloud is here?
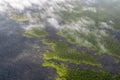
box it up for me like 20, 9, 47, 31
0, 0, 65, 11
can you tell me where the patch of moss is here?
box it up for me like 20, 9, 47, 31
101, 35, 120, 57
57, 29, 100, 51
42, 61, 68, 77
23, 28, 48, 38
65, 69, 112, 80
58, 1, 120, 31
57, 28, 120, 57
42, 61, 120, 80
43, 40, 100, 66
10, 14, 29, 21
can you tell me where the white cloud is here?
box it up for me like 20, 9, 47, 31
0, 0, 66, 30
47, 18, 61, 29
0, 0, 65, 11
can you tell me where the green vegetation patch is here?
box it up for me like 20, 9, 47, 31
10, 14, 29, 21
101, 35, 120, 57
58, 0, 120, 30
65, 69, 112, 80
23, 27, 48, 38
43, 40, 100, 66
43, 61, 120, 80
57, 28, 105, 52
42, 61, 68, 77
57, 28, 120, 57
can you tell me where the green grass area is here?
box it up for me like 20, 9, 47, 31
57, 28, 101, 51
9, 13, 41, 22
43, 61, 120, 80
10, 14, 29, 21
57, 0, 120, 58
101, 35, 120, 57
57, 28, 120, 57
58, 1, 120, 30
23, 27, 48, 38
58, 5, 107, 25
59, 10, 82, 23
43, 39, 100, 66
57, 30, 77, 44
66, 69, 120, 80
42, 61, 68, 77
